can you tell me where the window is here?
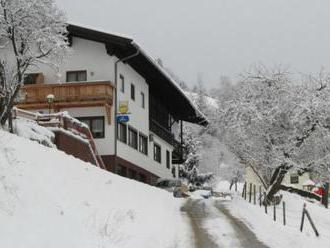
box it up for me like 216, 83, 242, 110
290, 174, 299, 184
120, 74, 125, 93
131, 83, 135, 100
128, 169, 137, 180
139, 134, 148, 155
66, 70, 87, 82
77, 116, 104, 139
128, 126, 138, 149
138, 173, 146, 183
141, 92, 145, 109
24, 73, 39, 85
172, 166, 176, 178
154, 143, 161, 163
166, 150, 170, 169
115, 164, 127, 177
117, 122, 127, 143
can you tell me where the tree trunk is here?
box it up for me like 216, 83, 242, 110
263, 164, 291, 205
0, 83, 21, 127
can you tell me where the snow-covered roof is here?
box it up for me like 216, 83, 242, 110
67, 23, 208, 126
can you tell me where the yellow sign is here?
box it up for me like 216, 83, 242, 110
119, 101, 129, 114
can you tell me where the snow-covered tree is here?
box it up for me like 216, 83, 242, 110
179, 125, 214, 185
0, 0, 69, 130
216, 65, 330, 204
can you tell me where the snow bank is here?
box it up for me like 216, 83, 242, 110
13, 118, 55, 148
0, 130, 193, 248
219, 181, 330, 248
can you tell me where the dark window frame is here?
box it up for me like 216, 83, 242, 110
76, 116, 105, 139
128, 125, 138, 150
166, 150, 171, 169
154, 143, 161, 163
290, 174, 299, 184
119, 74, 125, 93
66, 70, 87, 82
141, 92, 145, 109
139, 133, 148, 155
117, 122, 128, 143
23, 73, 40, 85
131, 83, 135, 101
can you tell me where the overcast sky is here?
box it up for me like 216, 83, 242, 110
56, 0, 330, 88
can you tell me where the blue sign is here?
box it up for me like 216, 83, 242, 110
117, 115, 129, 123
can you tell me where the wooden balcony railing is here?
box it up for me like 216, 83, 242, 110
149, 118, 175, 145
17, 81, 114, 110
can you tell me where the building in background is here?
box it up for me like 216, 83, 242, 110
16, 24, 207, 185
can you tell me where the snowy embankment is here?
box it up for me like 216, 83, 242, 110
217, 181, 330, 248
0, 130, 193, 248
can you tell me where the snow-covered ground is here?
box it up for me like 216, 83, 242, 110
0, 130, 193, 248
217, 181, 330, 248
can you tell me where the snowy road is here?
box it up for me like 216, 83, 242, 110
181, 199, 269, 248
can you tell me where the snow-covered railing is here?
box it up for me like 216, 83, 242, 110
12, 107, 106, 169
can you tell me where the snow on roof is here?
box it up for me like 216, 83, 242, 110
131, 42, 209, 125
184, 92, 219, 110
67, 21, 133, 40
303, 179, 316, 186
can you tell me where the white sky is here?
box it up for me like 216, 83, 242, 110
56, 0, 330, 88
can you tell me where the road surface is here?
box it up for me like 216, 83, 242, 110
181, 198, 269, 248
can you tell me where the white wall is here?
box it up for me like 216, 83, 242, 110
22, 35, 175, 179
34, 37, 116, 84
60, 106, 114, 156
282, 172, 310, 190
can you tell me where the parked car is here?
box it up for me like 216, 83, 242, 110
155, 178, 182, 191
155, 178, 189, 198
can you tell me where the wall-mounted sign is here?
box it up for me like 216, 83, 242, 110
119, 101, 129, 114
117, 115, 129, 123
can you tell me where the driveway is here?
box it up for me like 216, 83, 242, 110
181, 198, 269, 248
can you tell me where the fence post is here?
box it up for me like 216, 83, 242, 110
305, 207, 320, 237
249, 183, 252, 203
283, 201, 286, 226
300, 203, 306, 232
253, 184, 256, 205
264, 192, 267, 214
322, 183, 329, 209
235, 181, 237, 192
245, 183, 247, 199
259, 185, 262, 207
242, 182, 246, 199
273, 202, 276, 221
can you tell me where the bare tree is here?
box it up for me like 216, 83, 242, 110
0, 0, 69, 130
216, 65, 330, 204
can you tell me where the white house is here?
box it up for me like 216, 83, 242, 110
245, 167, 311, 191
15, 24, 208, 185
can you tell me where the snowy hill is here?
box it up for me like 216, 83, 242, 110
0, 130, 192, 248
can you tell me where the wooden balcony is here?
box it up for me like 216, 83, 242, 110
17, 81, 114, 110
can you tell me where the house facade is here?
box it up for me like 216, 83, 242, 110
14, 24, 207, 185
245, 167, 311, 191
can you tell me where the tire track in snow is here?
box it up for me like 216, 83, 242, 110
182, 199, 269, 248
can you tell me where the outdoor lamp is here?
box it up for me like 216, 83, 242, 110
46, 94, 55, 114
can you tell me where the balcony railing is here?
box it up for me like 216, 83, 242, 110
172, 139, 187, 164
17, 81, 114, 109
149, 118, 188, 164
149, 118, 174, 145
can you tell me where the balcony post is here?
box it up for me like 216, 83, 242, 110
180, 120, 183, 161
